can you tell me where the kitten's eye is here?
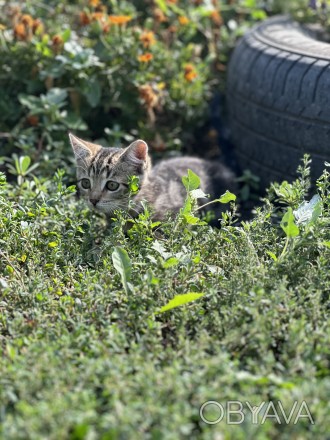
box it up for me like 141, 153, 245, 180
81, 178, 91, 189
106, 181, 120, 191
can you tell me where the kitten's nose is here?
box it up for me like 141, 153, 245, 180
90, 198, 99, 206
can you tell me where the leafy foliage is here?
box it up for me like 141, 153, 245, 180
0, 0, 277, 176
1, 1, 329, 438
0, 157, 329, 438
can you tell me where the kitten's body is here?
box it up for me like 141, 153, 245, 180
134, 156, 235, 220
69, 134, 236, 222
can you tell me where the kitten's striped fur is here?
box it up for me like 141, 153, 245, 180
69, 134, 236, 222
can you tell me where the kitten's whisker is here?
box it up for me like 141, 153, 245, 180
126, 205, 141, 216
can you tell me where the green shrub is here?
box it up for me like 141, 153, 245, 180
0, 158, 329, 438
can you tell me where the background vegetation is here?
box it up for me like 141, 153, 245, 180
1, 1, 329, 439
0, 0, 283, 176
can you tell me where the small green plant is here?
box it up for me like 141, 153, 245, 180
6, 155, 39, 185
178, 168, 236, 227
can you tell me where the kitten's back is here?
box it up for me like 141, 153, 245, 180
135, 156, 236, 220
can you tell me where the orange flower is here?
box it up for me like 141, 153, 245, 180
52, 34, 64, 54
79, 11, 91, 26
32, 19, 44, 34
138, 84, 158, 109
185, 71, 197, 82
21, 14, 34, 28
178, 16, 189, 25
137, 53, 153, 63
184, 64, 194, 74
184, 65, 197, 82
210, 10, 223, 26
153, 8, 167, 23
52, 34, 63, 46
89, 0, 100, 7
139, 31, 156, 48
108, 15, 132, 25
13, 23, 26, 40
167, 0, 178, 3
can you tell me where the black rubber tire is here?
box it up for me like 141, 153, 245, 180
227, 15, 330, 188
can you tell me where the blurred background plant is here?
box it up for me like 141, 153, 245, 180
0, 0, 324, 178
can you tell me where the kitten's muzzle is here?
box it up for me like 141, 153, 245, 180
89, 198, 100, 206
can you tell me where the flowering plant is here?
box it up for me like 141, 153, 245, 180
0, 0, 269, 174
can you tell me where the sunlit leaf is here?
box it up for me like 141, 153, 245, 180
19, 156, 31, 174
190, 188, 207, 199
182, 169, 200, 191
281, 208, 299, 237
217, 191, 236, 203
112, 246, 132, 294
163, 257, 179, 268
156, 292, 204, 314
183, 214, 206, 225
294, 195, 322, 225
266, 251, 277, 261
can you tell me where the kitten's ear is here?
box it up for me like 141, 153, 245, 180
69, 133, 101, 161
123, 140, 148, 163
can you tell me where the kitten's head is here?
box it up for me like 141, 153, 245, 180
69, 133, 150, 215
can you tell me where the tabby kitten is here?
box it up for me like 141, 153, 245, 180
69, 133, 236, 222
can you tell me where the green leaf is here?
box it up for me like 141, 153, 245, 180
183, 213, 206, 225
19, 156, 31, 174
152, 240, 171, 259
61, 29, 71, 43
46, 88, 68, 106
6, 343, 16, 361
311, 201, 322, 224
0, 172, 6, 186
65, 185, 76, 194
64, 113, 88, 130
182, 169, 200, 192
217, 191, 236, 204
18, 94, 41, 110
154, 0, 168, 13
243, 0, 257, 6
266, 251, 277, 261
112, 246, 132, 294
163, 257, 179, 268
128, 175, 140, 194
182, 197, 192, 215
5, 265, 14, 275
281, 208, 300, 238
156, 292, 204, 314
251, 9, 267, 20
48, 242, 58, 248
294, 195, 321, 226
